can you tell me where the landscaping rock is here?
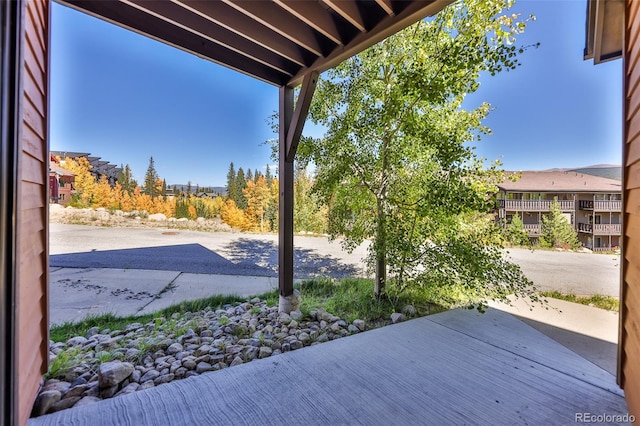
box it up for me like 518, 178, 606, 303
35, 296, 384, 418
98, 361, 134, 388
390, 313, 405, 324
73, 396, 101, 408
31, 390, 61, 417
50, 396, 81, 413
196, 362, 213, 374
139, 370, 160, 383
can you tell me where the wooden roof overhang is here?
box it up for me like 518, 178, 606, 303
52, 0, 451, 309
55, 0, 450, 88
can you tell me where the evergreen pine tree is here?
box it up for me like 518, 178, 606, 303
540, 198, 580, 249
506, 214, 530, 246
118, 164, 135, 195
144, 157, 159, 199
246, 168, 253, 183
236, 168, 247, 209
265, 164, 272, 185
226, 162, 237, 201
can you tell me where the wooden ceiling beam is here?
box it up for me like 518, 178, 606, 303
174, 0, 314, 67
273, 0, 344, 46
124, 0, 298, 76
220, 0, 330, 57
375, 0, 395, 16
288, 0, 450, 87
321, 0, 367, 32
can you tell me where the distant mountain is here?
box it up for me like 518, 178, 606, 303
168, 184, 227, 195
539, 165, 621, 181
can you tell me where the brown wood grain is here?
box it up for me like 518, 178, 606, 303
23, 68, 45, 114
19, 153, 46, 185
23, 95, 45, 141
624, 1, 640, 416
21, 123, 45, 161
24, 9, 45, 71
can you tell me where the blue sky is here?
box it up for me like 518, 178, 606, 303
50, 0, 622, 187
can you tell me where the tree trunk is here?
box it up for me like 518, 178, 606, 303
375, 198, 386, 298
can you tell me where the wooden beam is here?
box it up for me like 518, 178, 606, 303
220, 0, 329, 57
274, 0, 344, 45
124, 0, 298, 76
321, 0, 367, 32
375, 0, 395, 16
287, 0, 450, 87
286, 71, 319, 162
279, 87, 295, 300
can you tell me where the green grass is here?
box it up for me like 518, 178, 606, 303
50, 279, 448, 343
540, 291, 619, 312
50, 294, 247, 342
295, 278, 446, 324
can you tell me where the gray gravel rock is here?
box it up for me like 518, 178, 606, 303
98, 361, 134, 388
140, 370, 160, 383
31, 390, 61, 417
50, 396, 81, 413
74, 396, 101, 408
390, 313, 405, 324
196, 362, 213, 373
34, 297, 381, 419
258, 347, 273, 359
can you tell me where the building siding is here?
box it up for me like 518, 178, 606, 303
17, 0, 49, 424
622, 0, 640, 418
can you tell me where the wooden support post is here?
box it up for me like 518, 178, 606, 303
278, 74, 318, 313
279, 86, 294, 303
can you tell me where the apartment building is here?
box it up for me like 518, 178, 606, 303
497, 170, 622, 251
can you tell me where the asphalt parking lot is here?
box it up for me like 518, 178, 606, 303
50, 223, 621, 297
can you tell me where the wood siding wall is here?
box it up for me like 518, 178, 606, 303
17, 0, 49, 423
623, 0, 640, 418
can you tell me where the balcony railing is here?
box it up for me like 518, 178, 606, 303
593, 223, 622, 235
578, 222, 592, 233
594, 200, 622, 211
523, 224, 541, 236
499, 199, 574, 211
592, 246, 620, 252
579, 200, 621, 211
577, 223, 621, 235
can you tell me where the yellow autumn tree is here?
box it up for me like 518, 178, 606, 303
244, 176, 271, 232
212, 196, 225, 217
62, 156, 95, 207
92, 175, 112, 208
132, 186, 153, 213
120, 190, 133, 212
111, 182, 124, 210
188, 205, 197, 219
152, 196, 175, 217
220, 199, 249, 230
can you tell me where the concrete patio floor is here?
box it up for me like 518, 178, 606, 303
30, 308, 630, 426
